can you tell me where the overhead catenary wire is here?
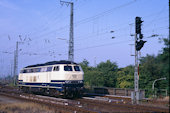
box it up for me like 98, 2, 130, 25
0, 0, 168, 69
22, 11, 169, 52
21, 31, 165, 61
1, 22, 168, 59
18, 24, 168, 58
9, 0, 138, 44
21, 14, 169, 50
1, 0, 167, 52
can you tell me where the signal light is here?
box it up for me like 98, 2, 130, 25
135, 17, 143, 34
139, 34, 143, 39
136, 40, 147, 51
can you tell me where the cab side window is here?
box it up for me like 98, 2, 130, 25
41, 67, 47, 72
47, 67, 52, 72
53, 66, 59, 71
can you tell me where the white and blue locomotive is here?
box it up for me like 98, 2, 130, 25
18, 60, 84, 98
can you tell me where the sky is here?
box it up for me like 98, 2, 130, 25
0, 0, 169, 77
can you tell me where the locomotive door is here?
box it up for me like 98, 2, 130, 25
46, 67, 52, 83
47, 72, 51, 83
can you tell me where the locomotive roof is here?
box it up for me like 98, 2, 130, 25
25, 60, 78, 68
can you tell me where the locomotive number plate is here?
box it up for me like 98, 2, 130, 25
72, 74, 77, 78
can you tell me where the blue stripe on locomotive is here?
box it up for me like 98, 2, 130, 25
18, 80, 84, 91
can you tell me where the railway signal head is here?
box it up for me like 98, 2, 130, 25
136, 40, 147, 51
135, 17, 143, 34
139, 34, 143, 39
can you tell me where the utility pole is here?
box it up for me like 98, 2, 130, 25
10, 60, 13, 77
13, 41, 18, 86
13, 36, 24, 86
60, 0, 74, 62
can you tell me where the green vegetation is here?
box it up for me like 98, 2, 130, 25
80, 38, 169, 98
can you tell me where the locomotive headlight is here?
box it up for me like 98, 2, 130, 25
65, 80, 83, 84
78, 80, 83, 83
65, 80, 71, 84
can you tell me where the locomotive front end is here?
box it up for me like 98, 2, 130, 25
50, 63, 84, 98
61, 64, 84, 98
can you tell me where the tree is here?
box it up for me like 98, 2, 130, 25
84, 70, 104, 86
80, 59, 89, 67
116, 65, 134, 88
139, 38, 169, 97
97, 60, 118, 87
80, 59, 104, 86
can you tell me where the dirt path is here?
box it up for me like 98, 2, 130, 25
0, 94, 62, 113
0, 95, 25, 104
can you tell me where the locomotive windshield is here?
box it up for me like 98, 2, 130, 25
74, 66, 80, 71
64, 66, 73, 71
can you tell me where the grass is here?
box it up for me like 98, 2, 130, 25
0, 102, 58, 113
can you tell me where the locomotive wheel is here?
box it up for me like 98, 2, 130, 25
69, 93, 74, 99
49, 89, 58, 97
22, 87, 30, 93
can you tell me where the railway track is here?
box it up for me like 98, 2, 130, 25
0, 92, 96, 113
0, 85, 169, 113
